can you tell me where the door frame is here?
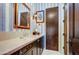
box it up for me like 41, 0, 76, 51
64, 4, 69, 55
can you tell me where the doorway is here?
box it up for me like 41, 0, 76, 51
46, 7, 58, 51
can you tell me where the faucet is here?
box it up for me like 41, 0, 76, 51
23, 32, 27, 37
19, 32, 26, 39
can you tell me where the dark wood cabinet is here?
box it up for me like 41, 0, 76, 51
19, 43, 34, 55
36, 38, 43, 55
11, 37, 43, 55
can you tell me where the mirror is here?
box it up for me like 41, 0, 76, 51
14, 3, 30, 29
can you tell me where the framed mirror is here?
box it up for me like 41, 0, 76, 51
14, 3, 30, 29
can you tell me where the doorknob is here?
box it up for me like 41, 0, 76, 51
63, 46, 65, 49
63, 33, 65, 36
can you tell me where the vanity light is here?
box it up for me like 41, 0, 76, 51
35, 28, 38, 32
33, 13, 37, 20
34, 14, 37, 17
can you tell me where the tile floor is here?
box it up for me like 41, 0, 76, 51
42, 49, 62, 55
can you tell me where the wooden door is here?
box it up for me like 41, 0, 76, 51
46, 7, 58, 51
69, 3, 79, 54
72, 4, 79, 54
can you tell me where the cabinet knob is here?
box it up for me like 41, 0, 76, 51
37, 40, 40, 42
20, 51, 23, 55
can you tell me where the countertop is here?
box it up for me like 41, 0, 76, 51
0, 34, 44, 55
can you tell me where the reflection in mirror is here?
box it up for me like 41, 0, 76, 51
14, 3, 30, 29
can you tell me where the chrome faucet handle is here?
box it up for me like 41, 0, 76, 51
20, 36, 23, 39
23, 33, 27, 37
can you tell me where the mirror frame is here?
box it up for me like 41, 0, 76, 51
14, 3, 31, 29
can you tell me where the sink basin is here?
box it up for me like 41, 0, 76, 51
19, 35, 31, 40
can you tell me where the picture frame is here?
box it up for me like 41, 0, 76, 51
36, 10, 44, 23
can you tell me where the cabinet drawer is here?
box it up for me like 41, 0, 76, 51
19, 43, 34, 55
24, 48, 34, 55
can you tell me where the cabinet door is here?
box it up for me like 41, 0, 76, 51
25, 48, 33, 55
34, 41, 38, 55
32, 47, 37, 55
36, 39, 40, 55
36, 38, 43, 55
11, 39, 43, 55
11, 51, 20, 55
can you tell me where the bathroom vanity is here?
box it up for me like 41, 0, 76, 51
0, 34, 44, 55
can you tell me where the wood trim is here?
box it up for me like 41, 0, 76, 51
16, 26, 30, 29
64, 4, 75, 55
14, 3, 30, 29
64, 4, 67, 55
14, 3, 18, 28
16, 3, 18, 26
73, 3, 75, 38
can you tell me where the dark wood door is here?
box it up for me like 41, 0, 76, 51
46, 7, 58, 51
73, 4, 79, 54
69, 3, 79, 40
69, 3, 79, 54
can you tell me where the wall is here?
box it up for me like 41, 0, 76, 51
0, 4, 5, 31
5, 4, 11, 31
0, 32, 24, 41
58, 4, 64, 54
0, 4, 3, 31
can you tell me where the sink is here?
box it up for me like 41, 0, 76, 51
19, 35, 31, 40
